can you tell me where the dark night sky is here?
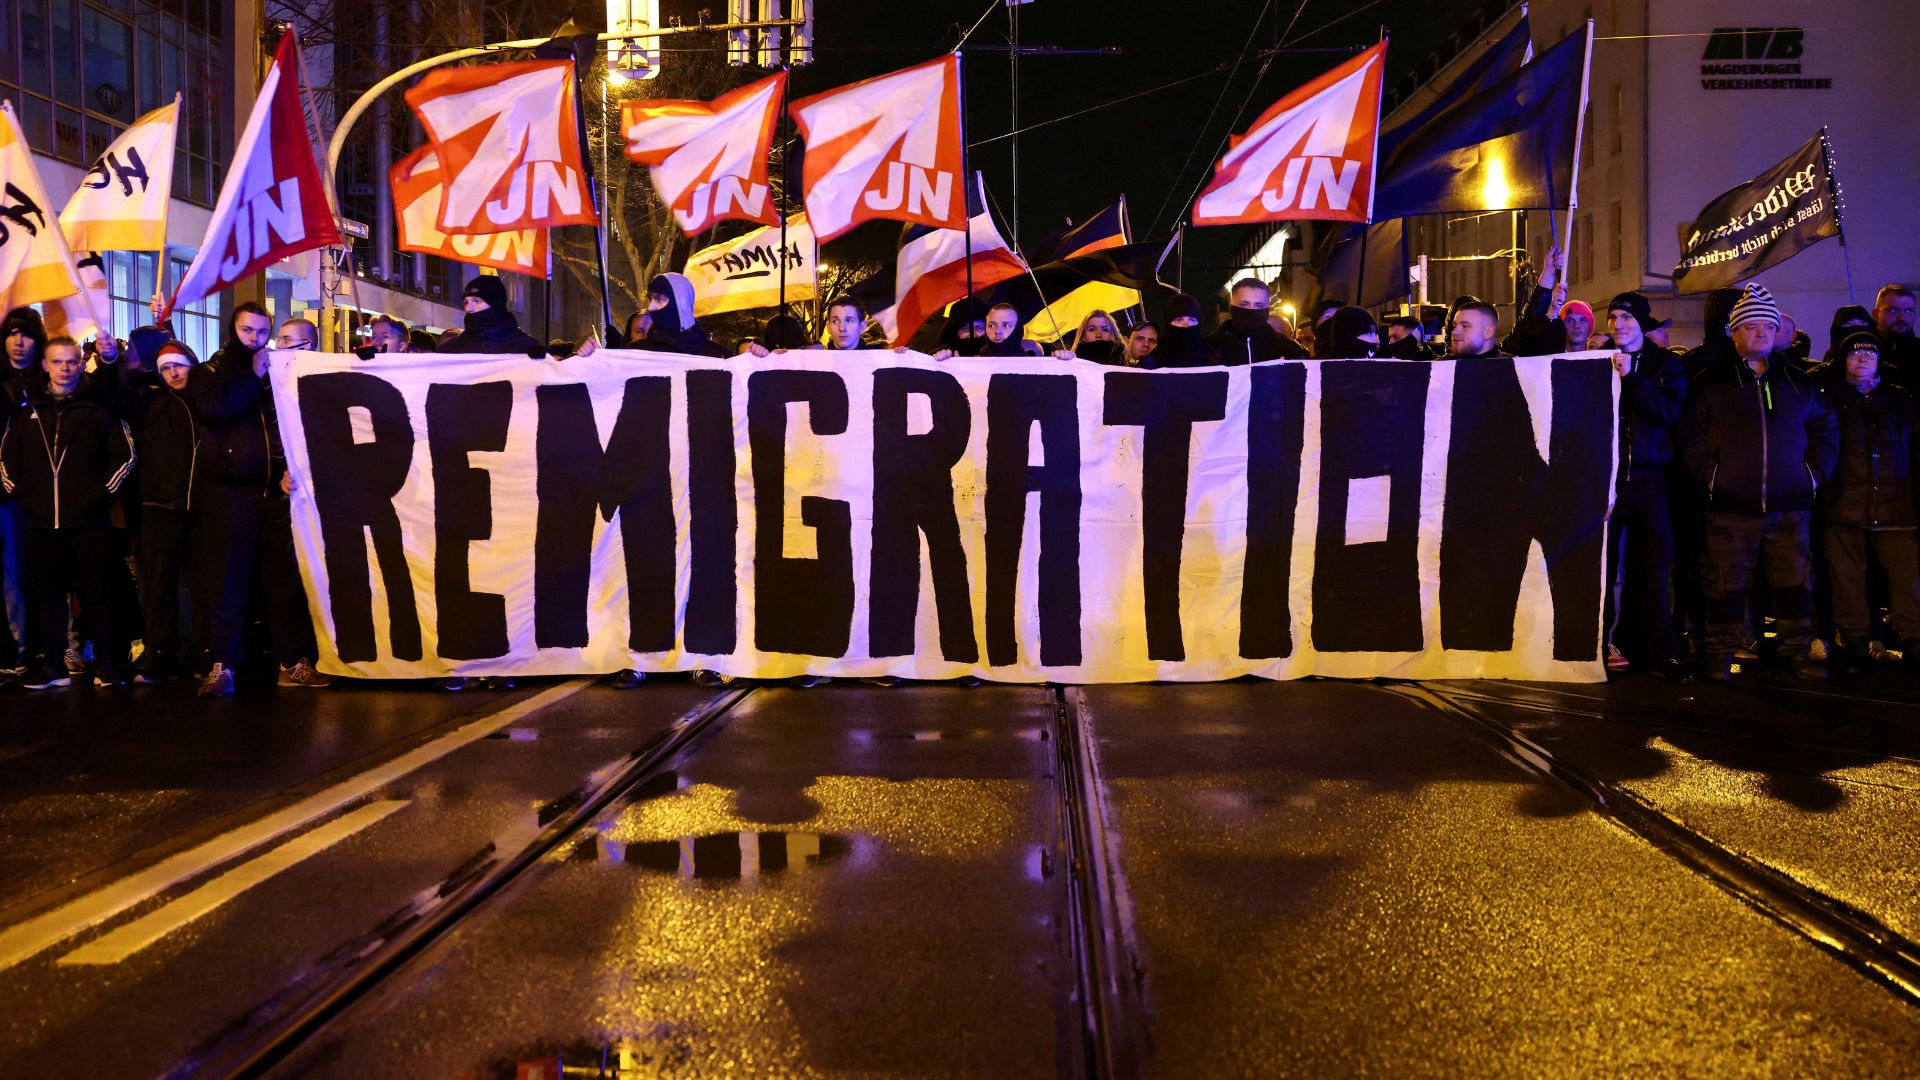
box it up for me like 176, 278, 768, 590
765, 0, 1505, 290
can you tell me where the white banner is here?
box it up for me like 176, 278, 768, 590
271, 350, 1619, 683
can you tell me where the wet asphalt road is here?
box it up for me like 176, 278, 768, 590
0, 671, 1916, 1077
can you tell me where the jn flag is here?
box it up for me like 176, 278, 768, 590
167, 31, 340, 319
1673, 132, 1840, 295
406, 59, 596, 235
392, 146, 548, 275
789, 55, 967, 243
1372, 24, 1589, 219
623, 72, 785, 235
59, 96, 179, 252
1193, 40, 1386, 226
0, 101, 104, 338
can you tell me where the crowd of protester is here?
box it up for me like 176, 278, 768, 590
2, 253, 1916, 693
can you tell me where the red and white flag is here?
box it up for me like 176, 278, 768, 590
405, 59, 596, 235
789, 55, 967, 244
1193, 40, 1386, 226
392, 146, 547, 275
873, 177, 1026, 348
166, 31, 341, 318
623, 72, 784, 235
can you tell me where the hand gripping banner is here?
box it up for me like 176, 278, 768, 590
271, 351, 1619, 683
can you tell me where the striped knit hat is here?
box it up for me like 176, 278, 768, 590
1726, 282, 1781, 331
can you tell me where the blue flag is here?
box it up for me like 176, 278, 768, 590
1372, 23, 1589, 220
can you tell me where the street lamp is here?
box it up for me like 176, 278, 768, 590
607, 0, 660, 80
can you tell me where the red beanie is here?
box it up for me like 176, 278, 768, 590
1559, 299, 1594, 325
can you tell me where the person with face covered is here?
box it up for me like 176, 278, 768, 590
1207, 278, 1308, 364
0, 337, 135, 689
189, 303, 330, 697
0, 306, 47, 676
1316, 306, 1381, 359
1823, 305, 1875, 365
1150, 294, 1213, 367
1816, 332, 1920, 674
437, 275, 542, 355
639, 272, 726, 357
97, 329, 205, 683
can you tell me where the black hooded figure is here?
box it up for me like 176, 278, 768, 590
2, 306, 50, 407
438, 275, 543, 355
1824, 304, 1874, 365
937, 299, 990, 356
761, 312, 811, 350
1152, 294, 1213, 368
641, 272, 725, 356
1318, 306, 1381, 359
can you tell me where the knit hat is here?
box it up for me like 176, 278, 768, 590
1165, 293, 1205, 324
1839, 329, 1881, 356
762, 312, 809, 349
463, 274, 509, 312
1, 306, 48, 361
1559, 299, 1595, 326
155, 344, 195, 369
1726, 282, 1781, 330
1604, 291, 1671, 333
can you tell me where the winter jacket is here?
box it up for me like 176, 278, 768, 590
1817, 376, 1920, 529
1147, 325, 1210, 367
0, 379, 135, 528
188, 343, 284, 494
1679, 356, 1838, 515
437, 307, 543, 355
642, 322, 728, 358
1204, 313, 1310, 365
98, 361, 200, 511
1881, 332, 1920, 394
1617, 343, 1688, 478
1501, 285, 1568, 356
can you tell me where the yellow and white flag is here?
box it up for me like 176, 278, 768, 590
0, 102, 102, 339
59, 96, 178, 252
682, 213, 818, 317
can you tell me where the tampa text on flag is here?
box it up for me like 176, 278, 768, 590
1672, 131, 1841, 295
1371, 23, 1589, 220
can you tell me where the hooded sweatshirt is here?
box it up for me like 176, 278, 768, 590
1319, 306, 1380, 359
641, 272, 725, 357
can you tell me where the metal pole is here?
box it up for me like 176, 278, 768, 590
777, 69, 791, 316
1009, 0, 1018, 243
567, 54, 616, 338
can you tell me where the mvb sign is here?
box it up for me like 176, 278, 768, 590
1702, 27, 1806, 60
790, 55, 968, 242
272, 350, 1619, 685
407, 60, 599, 233
1194, 41, 1385, 226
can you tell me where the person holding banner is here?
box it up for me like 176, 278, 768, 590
1443, 301, 1508, 360
1679, 283, 1838, 683
437, 277, 542, 356
1206, 280, 1308, 365
973, 304, 1046, 358
1602, 292, 1689, 680
0, 307, 46, 675
635, 273, 725, 358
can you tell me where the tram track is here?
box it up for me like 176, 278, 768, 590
175, 686, 754, 1080
1384, 681, 1920, 1010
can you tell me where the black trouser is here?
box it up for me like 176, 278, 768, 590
1701, 510, 1813, 657
1668, 463, 1708, 656
198, 486, 314, 670
136, 506, 201, 661
25, 525, 126, 669
1822, 524, 1920, 648
1605, 469, 1682, 664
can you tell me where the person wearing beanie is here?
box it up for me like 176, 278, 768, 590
1600, 292, 1689, 679
1147, 293, 1211, 367
1317, 306, 1380, 359
2, 306, 49, 408
1813, 331, 1920, 674
188, 301, 330, 696
1381, 314, 1432, 360
1678, 281, 1838, 682
740, 312, 813, 358
437, 274, 543, 356
1823, 304, 1875, 365
1204, 278, 1308, 365
0, 306, 50, 675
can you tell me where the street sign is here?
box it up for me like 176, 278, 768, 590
339, 217, 370, 239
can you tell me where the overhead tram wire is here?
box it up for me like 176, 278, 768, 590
1146, 0, 1279, 236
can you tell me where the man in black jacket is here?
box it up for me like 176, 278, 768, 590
1442, 301, 1509, 360
1205, 278, 1308, 365
1817, 331, 1920, 674
1603, 293, 1689, 679
0, 306, 48, 676
1678, 283, 1839, 681
438, 275, 542, 355
100, 331, 204, 683
1873, 283, 1919, 391
189, 302, 330, 697
0, 337, 135, 689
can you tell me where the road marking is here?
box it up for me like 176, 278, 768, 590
57, 800, 410, 966
0, 678, 591, 971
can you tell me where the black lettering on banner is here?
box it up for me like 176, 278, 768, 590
1439, 358, 1610, 660
1311, 361, 1428, 652
870, 367, 978, 661
684, 370, 738, 655
985, 374, 1083, 667
748, 370, 854, 657
296, 372, 422, 663
1238, 363, 1307, 659
533, 379, 676, 652
428, 382, 512, 660
1103, 369, 1228, 661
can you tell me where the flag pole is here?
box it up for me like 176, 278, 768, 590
1559, 20, 1594, 268
777, 69, 791, 317
291, 28, 364, 349
563, 41, 617, 342
955, 51, 974, 305
1821, 126, 1856, 305
152, 92, 183, 320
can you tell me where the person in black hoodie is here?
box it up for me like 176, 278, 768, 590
0, 337, 135, 689
99, 328, 205, 683
437, 275, 542, 355
1823, 304, 1874, 365
1678, 283, 1839, 682
1150, 294, 1212, 367
0, 306, 47, 676
189, 302, 330, 697
638, 272, 726, 357
1602, 293, 1689, 679
1206, 279, 1308, 364
1815, 331, 1920, 674
1316, 306, 1381, 359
